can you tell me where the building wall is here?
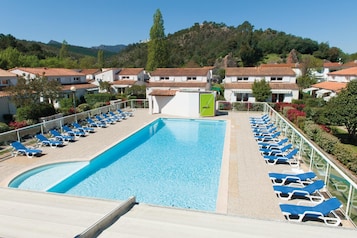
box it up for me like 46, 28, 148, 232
150, 75, 207, 82
0, 97, 16, 122
225, 75, 295, 83
327, 75, 357, 82
150, 91, 202, 117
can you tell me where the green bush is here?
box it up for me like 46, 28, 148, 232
84, 93, 114, 107
316, 131, 340, 154
93, 102, 108, 108
0, 122, 10, 133
77, 103, 91, 112
302, 120, 357, 175
15, 103, 56, 122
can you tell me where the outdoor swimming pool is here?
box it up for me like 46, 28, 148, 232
10, 118, 226, 211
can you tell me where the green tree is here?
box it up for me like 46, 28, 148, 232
0, 47, 21, 69
6, 74, 62, 107
80, 56, 97, 68
126, 85, 146, 98
146, 9, 168, 71
297, 75, 317, 90
99, 81, 111, 93
252, 79, 271, 102
324, 80, 357, 139
59, 40, 69, 59
97, 50, 104, 68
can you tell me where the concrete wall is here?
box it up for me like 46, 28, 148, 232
150, 91, 205, 118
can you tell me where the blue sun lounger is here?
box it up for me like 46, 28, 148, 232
255, 131, 281, 142
279, 197, 342, 226
263, 148, 299, 166
87, 118, 107, 128
118, 108, 133, 117
260, 143, 293, 156
269, 171, 317, 185
258, 137, 289, 148
62, 125, 86, 137
50, 129, 75, 142
273, 180, 325, 202
10, 141, 42, 158
96, 115, 115, 125
35, 134, 64, 148
73, 122, 95, 133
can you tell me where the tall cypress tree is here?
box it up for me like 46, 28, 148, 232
146, 9, 168, 71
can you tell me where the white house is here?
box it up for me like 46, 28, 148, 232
76, 68, 101, 80
224, 67, 299, 103
112, 68, 146, 94
147, 67, 215, 116
327, 66, 357, 82
9, 67, 98, 108
303, 81, 347, 101
94, 68, 146, 93
94, 68, 121, 85
0, 69, 18, 121
10, 67, 87, 84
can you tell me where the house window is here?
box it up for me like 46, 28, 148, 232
0, 79, 9, 85
74, 77, 80, 81
160, 77, 169, 80
236, 93, 248, 102
122, 76, 130, 79
237, 77, 248, 81
272, 94, 285, 102
271, 77, 283, 81
187, 77, 197, 81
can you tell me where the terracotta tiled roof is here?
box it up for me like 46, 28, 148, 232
260, 63, 300, 68
150, 67, 213, 76
147, 81, 207, 87
323, 62, 343, 68
225, 67, 295, 76
328, 66, 357, 76
61, 83, 98, 91
11, 67, 85, 76
149, 89, 178, 96
343, 60, 357, 68
0, 69, 17, 77
311, 81, 347, 92
119, 68, 144, 75
78, 69, 101, 75
224, 82, 299, 90
111, 80, 137, 86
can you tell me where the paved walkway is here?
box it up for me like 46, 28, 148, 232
0, 109, 355, 237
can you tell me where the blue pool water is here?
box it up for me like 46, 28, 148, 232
10, 118, 226, 211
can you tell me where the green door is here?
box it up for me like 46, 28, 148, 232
200, 93, 215, 117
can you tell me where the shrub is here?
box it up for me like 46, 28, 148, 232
77, 103, 91, 112
0, 122, 10, 133
84, 93, 114, 107
93, 102, 107, 108
9, 121, 28, 129
15, 103, 56, 122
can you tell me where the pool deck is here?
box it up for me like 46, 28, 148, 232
0, 109, 355, 237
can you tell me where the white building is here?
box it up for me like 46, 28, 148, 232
0, 69, 18, 121
224, 67, 299, 103
327, 66, 357, 82
147, 67, 214, 116
94, 68, 147, 93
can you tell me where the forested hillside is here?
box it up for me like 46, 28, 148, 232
1, 21, 356, 70
112, 21, 356, 69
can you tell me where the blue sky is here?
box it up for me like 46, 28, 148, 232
2, 0, 357, 54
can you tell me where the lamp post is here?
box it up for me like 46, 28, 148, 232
70, 86, 76, 120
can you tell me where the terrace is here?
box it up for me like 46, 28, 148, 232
0, 101, 355, 237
